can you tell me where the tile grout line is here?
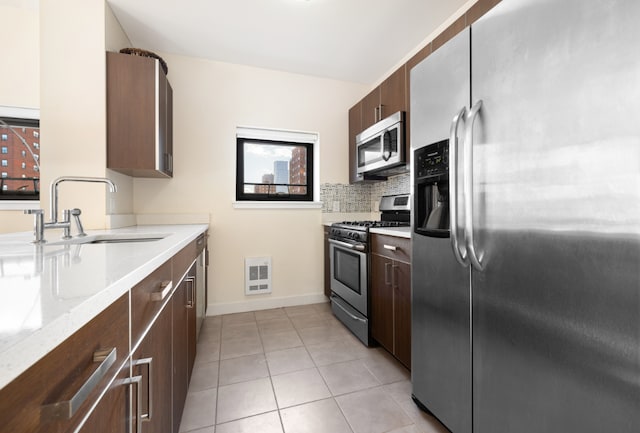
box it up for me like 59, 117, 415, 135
256, 309, 287, 433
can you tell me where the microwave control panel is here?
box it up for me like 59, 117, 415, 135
415, 139, 449, 180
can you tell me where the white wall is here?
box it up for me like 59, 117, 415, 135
105, 3, 134, 219
132, 54, 367, 313
0, 3, 39, 233
39, 0, 109, 233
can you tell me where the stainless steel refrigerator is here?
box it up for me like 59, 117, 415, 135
410, 1, 640, 433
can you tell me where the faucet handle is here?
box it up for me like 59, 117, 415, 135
24, 209, 46, 244
24, 208, 44, 215
70, 208, 86, 237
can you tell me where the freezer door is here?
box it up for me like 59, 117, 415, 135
470, 0, 640, 432
410, 27, 470, 151
410, 27, 472, 433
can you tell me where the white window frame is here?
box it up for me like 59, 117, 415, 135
0, 106, 40, 210
233, 126, 321, 209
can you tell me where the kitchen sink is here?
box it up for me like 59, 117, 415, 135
88, 236, 165, 244
47, 233, 169, 245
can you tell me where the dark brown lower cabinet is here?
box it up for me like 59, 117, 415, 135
0, 294, 129, 433
370, 234, 412, 369
187, 264, 197, 381
0, 236, 205, 433
393, 260, 411, 367
371, 254, 395, 351
132, 301, 173, 433
172, 276, 189, 433
77, 365, 130, 433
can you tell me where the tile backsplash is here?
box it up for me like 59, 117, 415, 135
320, 173, 410, 213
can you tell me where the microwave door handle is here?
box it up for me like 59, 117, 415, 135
463, 100, 484, 271
450, 106, 469, 267
381, 130, 392, 161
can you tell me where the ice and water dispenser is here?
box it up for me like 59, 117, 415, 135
414, 140, 450, 237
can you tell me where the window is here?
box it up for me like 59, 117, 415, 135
0, 112, 40, 203
236, 129, 315, 202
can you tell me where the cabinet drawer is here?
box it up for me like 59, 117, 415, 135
173, 239, 198, 282
0, 293, 129, 433
371, 234, 411, 263
131, 259, 172, 346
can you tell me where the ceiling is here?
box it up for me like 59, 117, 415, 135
107, 0, 468, 84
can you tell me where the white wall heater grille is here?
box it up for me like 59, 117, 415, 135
245, 257, 272, 295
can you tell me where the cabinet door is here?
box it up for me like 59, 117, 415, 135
380, 66, 407, 119
172, 279, 189, 433
348, 103, 363, 183
76, 365, 130, 433
370, 254, 394, 352
186, 264, 197, 381
0, 294, 128, 433
393, 260, 412, 369
132, 302, 173, 433
106, 52, 172, 178
361, 87, 381, 130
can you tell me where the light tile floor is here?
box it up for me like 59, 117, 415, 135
179, 302, 449, 433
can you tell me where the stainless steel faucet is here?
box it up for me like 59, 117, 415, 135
25, 176, 118, 244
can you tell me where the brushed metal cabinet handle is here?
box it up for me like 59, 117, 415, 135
132, 357, 153, 422
384, 262, 392, 285
123, 374, 143, 433
41, 347, 117, 421
150, 280, 173, 302
186, 277, 196, 308
383, 244, 397, 251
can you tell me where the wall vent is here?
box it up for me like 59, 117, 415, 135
245, 257, 272, 295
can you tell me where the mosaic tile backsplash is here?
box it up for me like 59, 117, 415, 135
320, 173, 410, 213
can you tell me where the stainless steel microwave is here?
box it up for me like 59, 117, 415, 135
356, 111, 406, 176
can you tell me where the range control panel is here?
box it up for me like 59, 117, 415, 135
415, 139, 449, 180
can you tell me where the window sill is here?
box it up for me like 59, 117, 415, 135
232, 201, 323, 210
0, 200, 39, 211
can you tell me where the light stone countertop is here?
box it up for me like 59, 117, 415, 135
369, 226, 412, 239
0, 224, 208, 389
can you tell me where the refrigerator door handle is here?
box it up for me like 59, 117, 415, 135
463, 99, 484, 271
449, 106, 470, 267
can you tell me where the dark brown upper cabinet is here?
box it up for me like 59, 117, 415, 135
107, 51, 173, 178
361, 66, 407, 131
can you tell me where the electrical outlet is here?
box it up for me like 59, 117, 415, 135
332, 201, 341, 212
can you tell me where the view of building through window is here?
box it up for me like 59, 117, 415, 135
242, 141, 308, 197
0, 118, 40, 200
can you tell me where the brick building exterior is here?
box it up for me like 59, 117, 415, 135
0, 123, 40, 199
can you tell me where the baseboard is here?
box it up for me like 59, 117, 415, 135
207, 293, 329, 316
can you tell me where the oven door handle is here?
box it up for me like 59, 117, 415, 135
331, 295, 367, 323
328, 238, 366, 252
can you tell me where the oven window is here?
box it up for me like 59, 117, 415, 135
333, 248, 361, 295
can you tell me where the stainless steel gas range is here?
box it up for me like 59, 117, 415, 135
328, 194, 410, 346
